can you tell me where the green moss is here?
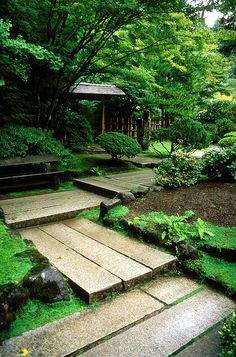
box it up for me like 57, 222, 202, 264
105, 205, 129, 220
78, 208, 100, 221
196, 224, 236, 250
187, 254, 236, 295
0, 289, 97, 340
0, 221, 34, 285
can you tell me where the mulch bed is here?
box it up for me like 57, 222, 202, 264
127, 181, 236, 227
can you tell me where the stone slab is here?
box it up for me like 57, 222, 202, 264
73, 178, 124, 197
176, 325, 222, 357
143, 276, 202, 304
1, 190, 105, 228
0, 290, 163, 357
40, 223, 152, 289
19, 227, 122, 303
81, 289, 235, 357
63, 219, 177, 275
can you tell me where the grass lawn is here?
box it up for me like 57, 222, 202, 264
141, 141, 171, 158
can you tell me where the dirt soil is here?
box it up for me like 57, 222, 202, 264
127, 181, 236, 227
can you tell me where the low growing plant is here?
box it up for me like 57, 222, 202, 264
201, 144, 236, 181
96, 132, 142, 160
219, 312, 236, 357
154, 153, 202, 187
219, 132, 236, 148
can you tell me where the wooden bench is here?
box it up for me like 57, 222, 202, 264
0, 154, 64, 192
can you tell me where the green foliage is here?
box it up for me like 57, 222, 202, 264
215, 118, 236, 138
195, 224, 236, 250
154, 154, 202, 187
56, 109, 94, 149
201, 144, 236, 181
104, 205, 129, 220
219, 132, 236, 147
96, 132, 142, 160
78, 208, 100, 221
129, 211, 214, 246
197, 101, 236, 125
203, 123, 220, 143
0, 126, 75, 167
219, 312, 236, 357
0, 220, 33, 285
152, 118, 211, 153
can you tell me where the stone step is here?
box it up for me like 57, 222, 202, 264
73, 178, 127, 197
0, 290, 163, 357
63, 219, 177, 275
19, 227, 122, 303
40, 222, 152, 289
81, 289, 235, 357
1, 190, 105, 229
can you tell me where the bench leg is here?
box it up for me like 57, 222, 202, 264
52, 176, 60, 190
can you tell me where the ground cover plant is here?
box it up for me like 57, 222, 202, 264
0, 220, 95, 341
219, 312, 236, 357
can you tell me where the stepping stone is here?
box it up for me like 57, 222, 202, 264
81, 289, 235, 357
0, 290, 163, 357
1, 190, 105, 229
63, 219, 177, 275
40, 222, 152, 289
19, 227, 122, 303
73, 178, 130, 197
142, 276, 203, 305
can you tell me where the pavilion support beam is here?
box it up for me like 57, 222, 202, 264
102, 101, 106, 133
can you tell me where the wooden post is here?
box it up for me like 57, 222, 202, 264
102, 101, 105, 133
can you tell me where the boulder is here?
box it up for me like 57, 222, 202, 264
23, 264, 70, 303
99, 199, 121, 220
0, 283, 29, 311
0, 303, 15, 330
131, 185, 149, 198
149, 185, 163, 192
117, 191, 136, 204
178, 241, 200, 259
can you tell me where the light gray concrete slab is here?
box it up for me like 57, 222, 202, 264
91, 176, 136, 190
63, 219, 177, 275
73, 178, 126, 197
19, 227, 122, 303
143, 276, 202, 304
176, 325, 222, 357
40, 222, 152, 289
81, 289, 235, 357
1, 190, 105, 228
0, 290, 163, 357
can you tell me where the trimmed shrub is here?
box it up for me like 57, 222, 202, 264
201, 144, 236, 181
219, 312, 236, 357
219, 132, 236, 148
152, 118, 211, 153
203, 123, 220, 143
154, 153, 202, 187
215, 118, 236, 138
0, 126, 75, 167
96, 132, 142, 160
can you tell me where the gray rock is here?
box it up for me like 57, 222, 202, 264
0, 283, 29, 311
23, 264, 70, 303
0, 303, 15, 330
131, 185, 149, 198
99, 199, 121, 220
179, 241, 200, 259
117, 191, 136, 204
149, 185, 163, 192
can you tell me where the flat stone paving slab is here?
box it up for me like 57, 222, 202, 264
40, 222, 152, 289
63, 218, 177, 275
142, 276, 203, 304
0, 290, 163, 357
19, 227, 122, 303
74, 170, 155, 197
1, 190, 105, 228
81, 289, 235, 357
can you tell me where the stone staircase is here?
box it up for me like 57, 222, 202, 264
19, 219, 177, 303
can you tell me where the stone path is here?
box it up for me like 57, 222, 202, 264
74, 170, 155, 197
0, 190, 105, 229
19, 219, 176, 303
1, 277, 234, 357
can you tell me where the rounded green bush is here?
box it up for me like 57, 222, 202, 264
219, 132, 236, 148
0, 126, 74, 167
154, 153, 202, 187
96, 132, 142, 160
201, 144, 236, 181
